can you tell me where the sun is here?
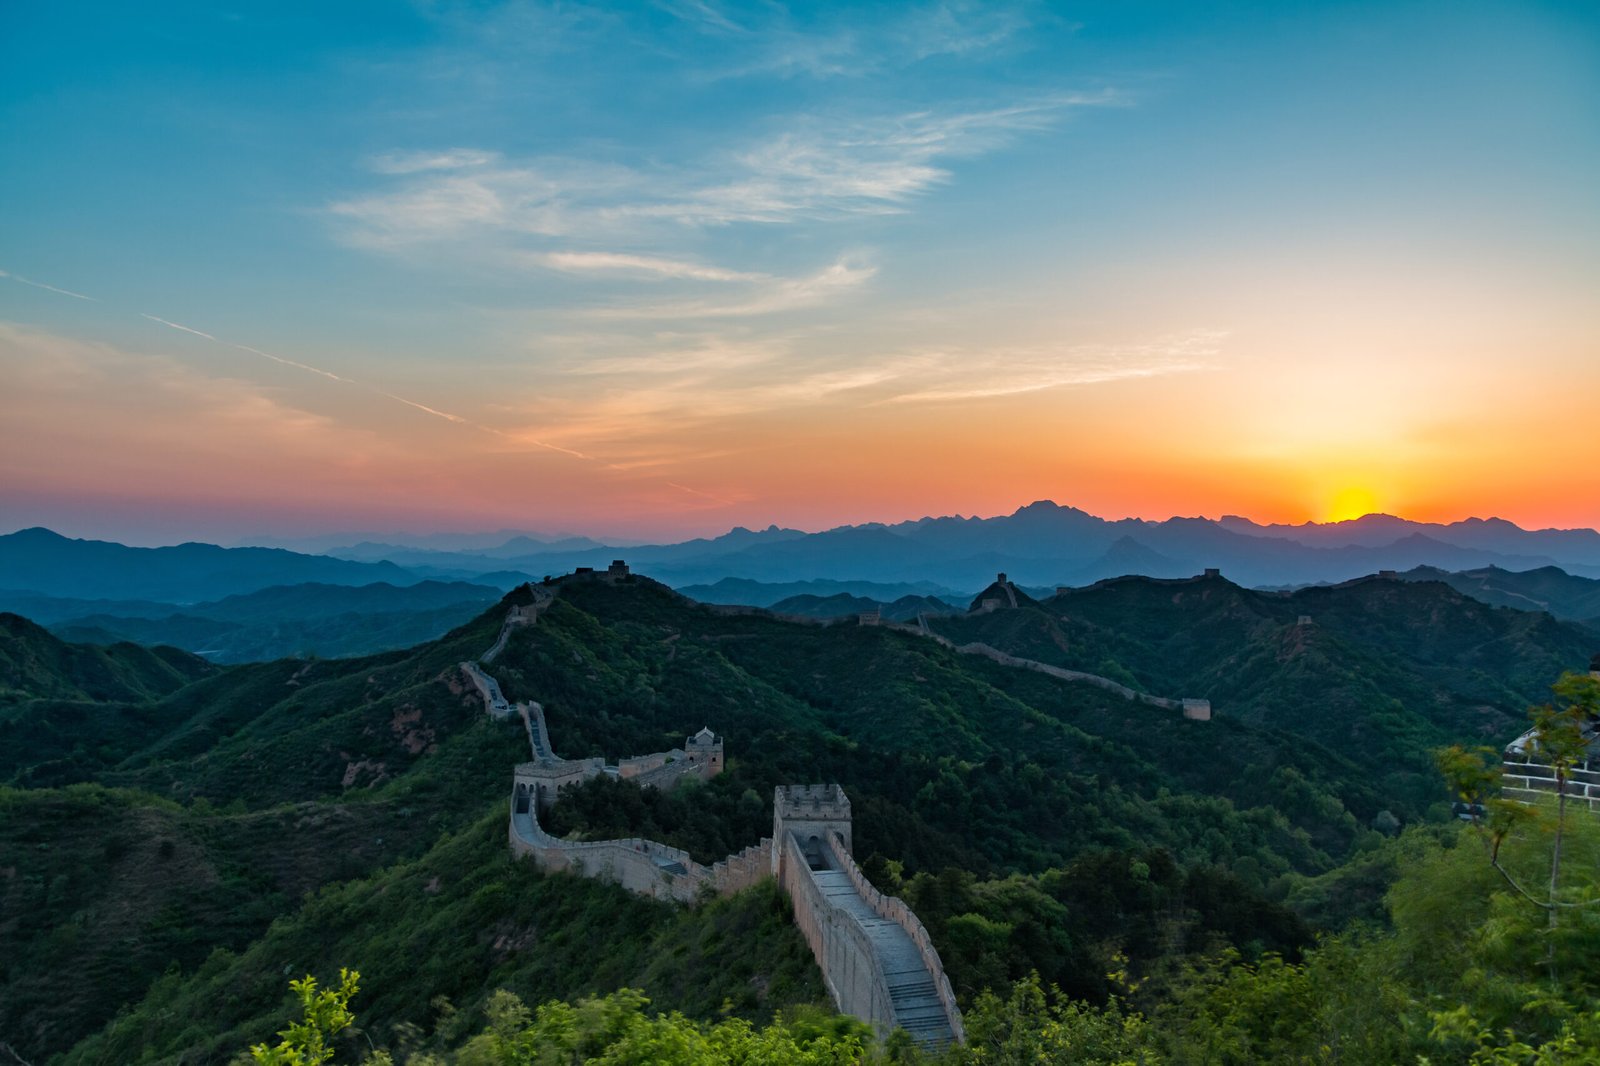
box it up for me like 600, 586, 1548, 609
1325, 486, 1381, 523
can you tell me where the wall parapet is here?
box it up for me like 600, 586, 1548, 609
462, 661, 514, 719
778, 833, 896, 1030
825, 830, 965, 1045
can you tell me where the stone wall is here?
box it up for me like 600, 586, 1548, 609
769, 784, 962, 1048
510, 800, 703, 902
772, 783, 853, 859
954, 641, 1211, 719
511, 793, 773, 902
823, 829, 965, 1044
627, 752, 711, 792
1502, 759, 1600, 814
777, 832, 894, 1027
710, 838, 772, 895
520, 702, 555, 760
461, 661, 514, 719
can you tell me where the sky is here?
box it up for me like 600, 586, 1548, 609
2, 0, 1597, 545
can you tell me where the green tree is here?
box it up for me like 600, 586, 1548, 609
250, 969, 362, 1066
1437, 672, 1600, 983
951, 973, 1159, 1065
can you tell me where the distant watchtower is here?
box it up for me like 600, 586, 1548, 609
686, 726, 724, 775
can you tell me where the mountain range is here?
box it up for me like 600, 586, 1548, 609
11, 506, 1600, 606
8, 580, 503, 664
6, 507, 1600, 671
300, 503, 1600, 589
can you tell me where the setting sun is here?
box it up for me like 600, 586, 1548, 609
1325, 486, 1381, 523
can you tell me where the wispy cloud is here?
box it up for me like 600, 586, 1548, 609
878, 331, 1226, 404
135, 312, 607, 458
558, 332, 788, 376
0, 322, 377, 473
533, 250, 764, 282
489, 327, 1215, 467
586, 255, 876, 319
370, 148, 501, 174
665, 1, 1041, 80
329, 95, 1115, 249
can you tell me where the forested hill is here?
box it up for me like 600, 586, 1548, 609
0, 611, 216, 706
928, 572, 1596, 812
1396, 563, 1600, 629
1, 571, 1586, 1062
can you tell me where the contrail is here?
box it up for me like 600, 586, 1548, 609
0, 268, 96, 301
5, 263, 732, 501
667, 480, 739, 506
140, 312, 606, 462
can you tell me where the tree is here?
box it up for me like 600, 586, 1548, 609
250, 969, 362, 1066
1437, 672, 1600, 982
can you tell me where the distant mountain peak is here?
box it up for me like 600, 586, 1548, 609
7, 526, 70, 542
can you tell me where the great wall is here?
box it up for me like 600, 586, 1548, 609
906, 572, 1212, 721
462, 563, 965, 1048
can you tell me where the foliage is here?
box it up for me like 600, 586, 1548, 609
0, 609, 214, 707
250, 969, 362, 1066
950, 973, 1160, 1065
451, 987, 874, 1066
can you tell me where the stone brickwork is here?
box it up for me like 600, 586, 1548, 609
772, 785, 963, 1049
508, 793, 774, 903
1501, 762, 1600, 813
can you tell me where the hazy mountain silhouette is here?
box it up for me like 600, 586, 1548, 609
11, 502, 1600, 600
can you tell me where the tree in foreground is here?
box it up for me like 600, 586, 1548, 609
249, 969, 362, 1066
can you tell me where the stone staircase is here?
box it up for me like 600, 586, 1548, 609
810, 868, 957, 1049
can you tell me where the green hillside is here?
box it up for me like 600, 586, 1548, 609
38, 580, 504, 664
2, 572, 1588, 1063
1398, 564, 1600, 629
930, 573, 1595, 812
0, 611, 216, 707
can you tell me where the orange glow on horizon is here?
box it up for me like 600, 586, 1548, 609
1323, 486, 1383, 524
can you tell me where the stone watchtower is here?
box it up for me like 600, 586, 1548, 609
686, 726, 724, 776
772, 784, 852, 875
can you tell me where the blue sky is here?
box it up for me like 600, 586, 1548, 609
2, 1, 1597, 542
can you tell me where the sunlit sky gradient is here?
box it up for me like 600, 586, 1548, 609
2, 1, 1598, 544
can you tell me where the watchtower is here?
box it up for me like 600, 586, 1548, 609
772, 784, 853, 874
686, 726, 724, 775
